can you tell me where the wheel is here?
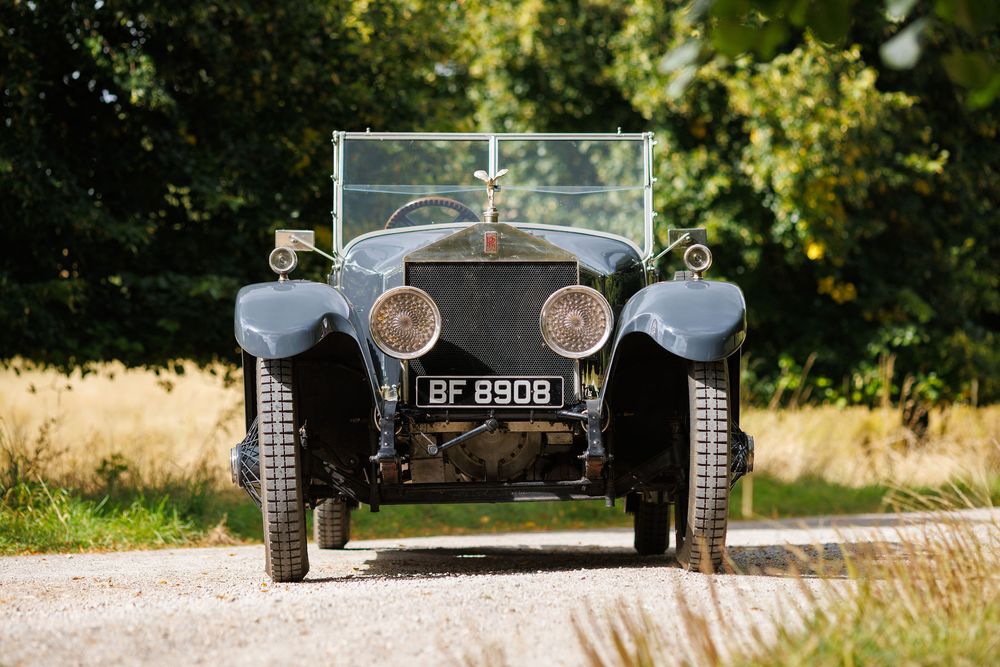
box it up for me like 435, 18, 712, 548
314, 498, 351, 549
258, 357, 309, 582
675, 359, 731, 573
633, 499, 670, 555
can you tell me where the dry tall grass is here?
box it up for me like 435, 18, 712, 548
1, 363, 997, 490
0, 362, 243, 489
574, 494, 1000, 666
743, 405, 1000, 488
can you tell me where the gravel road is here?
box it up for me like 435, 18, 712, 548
1, 509, 995, 666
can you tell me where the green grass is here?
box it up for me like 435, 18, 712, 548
0, 481, 196, 554
743, 593, 1000, 666
0, 473, 932, 554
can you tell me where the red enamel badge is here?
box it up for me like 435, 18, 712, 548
484, 231, 499, 255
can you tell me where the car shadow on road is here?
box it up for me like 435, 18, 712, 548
305, 545, 664, 582
726, 540, 908, 579
302, 539, 904, 583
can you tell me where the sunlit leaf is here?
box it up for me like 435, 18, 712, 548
666, 65, 698, 99
659, 40, 701, 72
886, 0, 919, 22
966, 74, 1000, 109
880, 18, 928, 70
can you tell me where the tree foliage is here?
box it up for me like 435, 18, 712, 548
609, 1, 999, 404
0, 1, 469, 367
1, 0, 996, 404
663, 0, 1000, 109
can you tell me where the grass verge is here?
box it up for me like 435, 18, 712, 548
5, 473, 991, 555
0, 481, 197, 553
574, 489, 1000, 666
1, 363, 996, 554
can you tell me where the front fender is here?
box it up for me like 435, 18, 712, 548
234, 280, 360, 359
610, 279, 746, 363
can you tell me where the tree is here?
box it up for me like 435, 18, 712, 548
458, 0, 998, 403
0, 1, 471, 368
612, 0, 999, 404
660, 0, 1000, 109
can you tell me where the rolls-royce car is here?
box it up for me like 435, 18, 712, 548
231, 132, 753, 581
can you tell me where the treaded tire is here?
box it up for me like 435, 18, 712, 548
258, 358, 309, 582
314, 498, 351, 549
676, 360, 731, 573
633, 500, 670, 555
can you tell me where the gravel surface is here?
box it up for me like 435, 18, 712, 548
1, 509, 995, 666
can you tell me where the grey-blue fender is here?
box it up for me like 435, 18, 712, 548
234, 280, 361, 360
609, 279, 746, 364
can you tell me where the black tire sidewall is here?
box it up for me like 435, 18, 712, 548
677, 359, 731, 571
258, 357, 309, 581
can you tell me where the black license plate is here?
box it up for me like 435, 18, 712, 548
415, 376, 564, 409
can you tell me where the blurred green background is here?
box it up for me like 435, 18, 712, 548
2, 0, 997, 407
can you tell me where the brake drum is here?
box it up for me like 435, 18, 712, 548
446, 431, 541, 482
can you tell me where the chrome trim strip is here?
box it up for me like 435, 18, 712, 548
341, 132, 648, 140
643, 132, 655, 260
342, 222, 644, 259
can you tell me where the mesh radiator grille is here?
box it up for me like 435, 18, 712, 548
406, 261, 578, 404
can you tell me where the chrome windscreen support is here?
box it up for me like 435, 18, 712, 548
645, 232, 690, 272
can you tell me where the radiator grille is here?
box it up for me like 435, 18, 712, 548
406, 261, 578, 404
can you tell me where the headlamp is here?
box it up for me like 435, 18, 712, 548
369, 286, 442, 359
539, 286, 613, 359
269, 246, 298, 279
683, 244, 712, 277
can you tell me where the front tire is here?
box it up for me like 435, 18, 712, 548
258, 358, 309, 582
676, 360, 731, 573
314, 498, 351, 549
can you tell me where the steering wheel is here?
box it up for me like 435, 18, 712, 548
384, 197, 480, 230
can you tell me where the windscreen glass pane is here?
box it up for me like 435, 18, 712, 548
341, 139, 489, 244
339, 137, 646, 249
497, 139, 645, 247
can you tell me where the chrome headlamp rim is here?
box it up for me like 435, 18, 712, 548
683, 243, 713, 275
269, 246, 298, 278
539, 285, 614, 359
369, 286, 442, 360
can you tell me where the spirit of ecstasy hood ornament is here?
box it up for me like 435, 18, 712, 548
473, 168, 508, 223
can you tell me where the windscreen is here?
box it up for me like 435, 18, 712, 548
339, 136, 647, 249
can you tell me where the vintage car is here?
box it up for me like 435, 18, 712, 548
231, 132, 753, 581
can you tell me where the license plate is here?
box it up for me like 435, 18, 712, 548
415, 376, 564, 409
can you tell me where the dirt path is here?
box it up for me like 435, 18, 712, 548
2, 509, 995, 666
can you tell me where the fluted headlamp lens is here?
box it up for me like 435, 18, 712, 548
539, 286, 613, 359
369, 286, 442, 359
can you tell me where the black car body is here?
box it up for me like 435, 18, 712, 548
232, 133, 752, 581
